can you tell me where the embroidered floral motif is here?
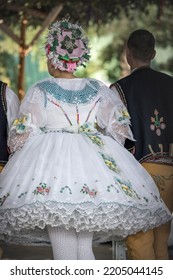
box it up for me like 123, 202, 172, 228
60, 186, 72, 194
115, 178, 141, 199
150, 109, 166, 136
100, 153, 121, 173
150, 192, 160, 202
80, 184, 97, 198
87, 135, 104, 147
117, 109, 130, 122
107, 184, 120, 193
143, 197, 149, 203
0, 193, 10, 206
77, 124, 104, 147
152, 174, 173, 192
79, 122, 93, 133
61, 35, 78, 54
33, 183, 50, 195
18, 192, 27, 199
12, 114, 31, 134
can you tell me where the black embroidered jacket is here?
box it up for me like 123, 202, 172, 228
111, 67, 173, 166
0, 81, 9, 165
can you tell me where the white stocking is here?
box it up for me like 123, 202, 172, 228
77, 231, 95, 260
47, 226, 78, 260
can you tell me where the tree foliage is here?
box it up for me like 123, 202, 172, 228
97, 3, 173, 82
1, 0, 173, 28
1, 0, 173, 92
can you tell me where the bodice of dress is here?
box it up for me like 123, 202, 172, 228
8, 77, 135, 152
36, 78, 101, 130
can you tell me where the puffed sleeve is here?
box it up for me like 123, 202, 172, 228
6, 87, 20, 130
96, 83, 135, 145
8, 85, 47, 153
19, 85, 47, 127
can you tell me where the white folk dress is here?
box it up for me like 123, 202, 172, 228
0, 77, 171, 244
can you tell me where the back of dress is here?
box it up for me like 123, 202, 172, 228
36, 77, 101, 131
0, 75, 171, 247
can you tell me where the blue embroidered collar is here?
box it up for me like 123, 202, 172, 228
37, 80, 100, 104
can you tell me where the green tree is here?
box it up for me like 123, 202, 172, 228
1, 0, 173, 94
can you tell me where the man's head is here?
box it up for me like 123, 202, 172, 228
126, 29, 156, 68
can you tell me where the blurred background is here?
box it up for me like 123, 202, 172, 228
1, 0, 173, 99
0, 0, 173, 259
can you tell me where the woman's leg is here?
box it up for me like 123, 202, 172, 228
47, 226, 78, 260
77, 231, 95, 260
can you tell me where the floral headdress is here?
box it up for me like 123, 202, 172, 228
45, 19, 91, 72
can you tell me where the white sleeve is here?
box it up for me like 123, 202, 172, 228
19, 85, 47, 127
96, 83, 135, 145
6, 87, 20, 130
8, 85, 47, 153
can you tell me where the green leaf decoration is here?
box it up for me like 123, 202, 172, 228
59, 54, 70, 61
71, 57, 79, 61
83, 54, 91, 60
72, 29, 82, 39
60, 21, 70, 29
53, 38, 59, 47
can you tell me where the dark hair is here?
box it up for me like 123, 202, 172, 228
127, 29, 155, 61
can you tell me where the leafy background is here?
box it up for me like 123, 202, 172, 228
0, 0, 173, 95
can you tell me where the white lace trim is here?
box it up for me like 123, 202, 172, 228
8, 127, 38, 153
0, 201, 171, 242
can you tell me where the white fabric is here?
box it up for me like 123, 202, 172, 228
0, 77, 172, 245
96, 84, 135, 145
47, 227, 94, 260
77, 231, 95, 260
16, 78, 134, 146
20, 86, 47, 128
6, 86, 20, 131
47, 227, 78, 260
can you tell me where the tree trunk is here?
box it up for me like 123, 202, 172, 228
0, 5, 63, 100
18, 17, 27, 100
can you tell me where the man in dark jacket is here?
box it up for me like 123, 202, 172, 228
0, 80, 19, 258
110, 29, 173, 259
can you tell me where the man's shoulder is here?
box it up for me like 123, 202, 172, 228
0, 82, 17, 99
110, 74, 132, 90
0, 81, 7, 92
112, 68, 173, 87
153, 69, 173, 80
0, 80, 7, 85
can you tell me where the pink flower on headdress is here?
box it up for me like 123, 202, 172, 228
56, 46, 67, 56
46, 44, 51, 55
70, 39, 85, 57
57, 32, 85, 59
67, 61, 77, 72
45, 19, 90, 72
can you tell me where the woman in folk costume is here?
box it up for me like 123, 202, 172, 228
0, 19, 171, 260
